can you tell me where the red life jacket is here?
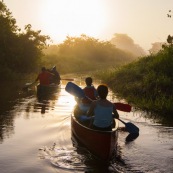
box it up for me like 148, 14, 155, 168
38, 71, 51, 85
82, 86, 96, 104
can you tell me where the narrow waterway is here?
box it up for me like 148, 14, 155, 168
0, 78, 173, 173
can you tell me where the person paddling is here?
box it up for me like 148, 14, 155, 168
87, 84, 119, 131
50, 66, 61, 85
82, 77, 98, 104
35, 67, 54, 86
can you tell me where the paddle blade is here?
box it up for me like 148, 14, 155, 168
22, 82, 36, 90
118, 118, 139, 134
115, 102, 132, 112
125, 122, 139, 134
125, 133, 139, 142
65, 82, 85, 98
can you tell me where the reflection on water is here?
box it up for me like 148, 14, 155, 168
0, 79, 173, 173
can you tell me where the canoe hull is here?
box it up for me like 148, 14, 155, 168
71, 114, 118, 161
37, 84, 60, 98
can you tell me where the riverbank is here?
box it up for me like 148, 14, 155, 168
95, 45, 173, 125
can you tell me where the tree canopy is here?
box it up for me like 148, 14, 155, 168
110, 33, 146, 57
0, 1, 49, 80
42, 34, 136, 74
0, 1, 138, 80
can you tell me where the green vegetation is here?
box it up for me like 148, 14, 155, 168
42, 34, 136, 74
0, 1, 49, 80
96, 39, 173, 123
0, 1, 137, 80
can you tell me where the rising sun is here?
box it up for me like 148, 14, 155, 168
40, 0, 107, 43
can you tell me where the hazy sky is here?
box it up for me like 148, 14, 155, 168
3, 0, 173, 51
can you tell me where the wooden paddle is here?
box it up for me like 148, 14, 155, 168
23, 78, 73, 90
65, 82, 132, 112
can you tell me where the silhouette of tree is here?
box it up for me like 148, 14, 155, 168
0, 1, 50, 80
110, 33, 146, 57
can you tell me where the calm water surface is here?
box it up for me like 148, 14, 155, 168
0, 78, 173, 173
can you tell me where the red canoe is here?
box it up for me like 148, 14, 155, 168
71, 113, 119, 161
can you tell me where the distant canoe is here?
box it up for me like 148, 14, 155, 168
37, 84, 60, 99
71, 113, 119, 161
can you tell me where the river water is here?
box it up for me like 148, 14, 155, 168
0, 78, 173, 173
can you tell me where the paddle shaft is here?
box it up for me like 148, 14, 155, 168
118, 118, 126, 125
61, 78, 74, 81
83, 96, 132, 112
23, 81, 37, 90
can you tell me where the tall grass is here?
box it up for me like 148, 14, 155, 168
96, 45, 173, 123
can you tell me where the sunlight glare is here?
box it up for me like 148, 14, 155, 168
40, 0, 107, 42
56, 90, 76, 109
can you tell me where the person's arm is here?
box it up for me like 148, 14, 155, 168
86, 101, 96, 117
113, 104, 119, 119
35, 75, 39, 82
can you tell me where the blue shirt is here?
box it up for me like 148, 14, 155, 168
93, 103, 113, 128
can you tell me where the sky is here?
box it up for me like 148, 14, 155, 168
3, 0, 173, 51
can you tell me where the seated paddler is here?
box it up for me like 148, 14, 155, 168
75, 77, 98, 114
86, 84, 119, 131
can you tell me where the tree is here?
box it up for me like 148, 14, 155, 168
167, 35, 173, 44
13, 24, 50, 73
167, 10, 172, 18
110, 33, 146, 57
149, 42, 165, 54
0, 1, 50, 80
42, 34, 136, 74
